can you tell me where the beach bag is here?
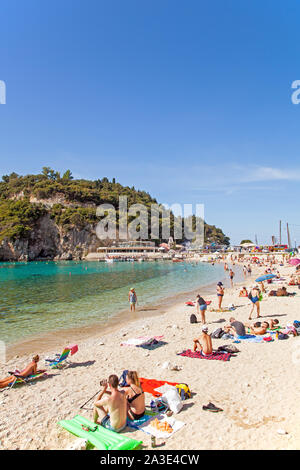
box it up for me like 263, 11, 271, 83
211, 328, 225, 339
119, 369, 129, 387
175, 383, 191, 400
218, 344, 239, 353
278, 333, 289, 340
161, 388, 183, 414
190, 314, 197, 324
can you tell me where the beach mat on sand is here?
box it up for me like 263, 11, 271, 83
58, 415, 142, 450
140, 378, 179, 397
177, 349, 232, 361
237, 334, 264, 343
121, 336, 164, 347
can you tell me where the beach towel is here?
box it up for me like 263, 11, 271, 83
139, 378, 179, 397
137, 414, 185, 439
126, 411, 157, 430
177, 349, 232, 361
237, 334, 264, 343
120, 336, 164, 347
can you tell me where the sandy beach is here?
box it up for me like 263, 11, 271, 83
1, 259, 300, 450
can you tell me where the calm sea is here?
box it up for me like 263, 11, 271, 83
0, 260, 225, 344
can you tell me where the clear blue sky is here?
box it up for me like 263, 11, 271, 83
1, 0, 300, 246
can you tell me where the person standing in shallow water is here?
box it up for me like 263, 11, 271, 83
128, 288, 137, 312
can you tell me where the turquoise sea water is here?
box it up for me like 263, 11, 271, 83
0, 260, 225, 344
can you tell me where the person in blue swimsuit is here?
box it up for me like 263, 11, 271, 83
248, 286, 261, 320
128, 288, 137, 312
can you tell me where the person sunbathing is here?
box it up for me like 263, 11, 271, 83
239, 287, 248, 297
245, 321, 269, 335
121, 371, 145, 421
0, 355, 43, 389
193, 325, 213, 355
268, 319, 280, 330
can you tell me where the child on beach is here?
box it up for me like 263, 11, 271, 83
128, 288, 137, 312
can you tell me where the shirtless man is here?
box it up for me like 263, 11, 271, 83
193, 325, 213, 355
94, 374, 127, 432
244, 321, 269, 335
0, 355, 43, 389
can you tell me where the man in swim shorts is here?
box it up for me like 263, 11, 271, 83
94, 374, 127, 432
193, 325, 213, 355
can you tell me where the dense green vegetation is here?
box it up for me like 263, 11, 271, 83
0, 169, 230, 246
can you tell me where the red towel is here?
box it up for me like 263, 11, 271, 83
178, 349, 231, 361
139, 378, 179, 397
67, 344, 78, 356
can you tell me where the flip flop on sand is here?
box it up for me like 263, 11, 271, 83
202, 402, 223, 413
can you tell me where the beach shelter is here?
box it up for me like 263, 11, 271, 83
255, 274, 276, 282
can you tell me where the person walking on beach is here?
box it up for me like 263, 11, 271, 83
196, 294, 207, 324
128, 288, 137, 312
216, 282, 224, 310
229, 269, 235, 287
248, 285, 261, 320
243, 265, 247, 278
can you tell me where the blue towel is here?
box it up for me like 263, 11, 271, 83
126, 413, 154, 429
237, 334, 263, 343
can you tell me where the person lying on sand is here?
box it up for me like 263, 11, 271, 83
0, 355, 43, 389
224, 317, 246, 336
94, 374, 127, 433
193, 325, 213, 355
268, 318, 280, 330
120, 371, 145, 421
268, 287, 295, 297
244, 321, 269, 335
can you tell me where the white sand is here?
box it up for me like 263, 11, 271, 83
1, 260, 300, 450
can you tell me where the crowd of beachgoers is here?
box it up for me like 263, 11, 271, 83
1, 252, 300, 450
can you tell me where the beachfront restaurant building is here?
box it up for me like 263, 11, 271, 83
96, 241, 160, 258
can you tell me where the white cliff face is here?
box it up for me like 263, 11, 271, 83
0, 213, 100, 261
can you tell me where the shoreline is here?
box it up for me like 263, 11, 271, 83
6, 263, 244, 360
2, 259, 300, 450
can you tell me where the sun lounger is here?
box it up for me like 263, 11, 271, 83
6, 371, 48, 389
45, 344, 78, 369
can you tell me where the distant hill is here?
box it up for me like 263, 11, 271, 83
0, 169, 230, 260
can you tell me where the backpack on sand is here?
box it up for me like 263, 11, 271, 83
190, 314, 197, 324
175, 383, 192, 400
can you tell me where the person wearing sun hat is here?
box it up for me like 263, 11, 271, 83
193, 325, 213, 356
128, 287, 137, 312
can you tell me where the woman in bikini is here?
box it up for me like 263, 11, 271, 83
216, 282, 224, 310
122, 371, 145, 420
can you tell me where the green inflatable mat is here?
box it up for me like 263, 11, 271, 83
58, 415, 142, 450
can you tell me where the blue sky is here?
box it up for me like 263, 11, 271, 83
1, 0, 300, 245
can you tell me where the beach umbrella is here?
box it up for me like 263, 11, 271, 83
255, 274, 276, 282
289, 258, 300, 266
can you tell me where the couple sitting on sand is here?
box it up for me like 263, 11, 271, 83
93, 370, 145, 433
224, 317, 280, 337
0, 355, 44, 389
